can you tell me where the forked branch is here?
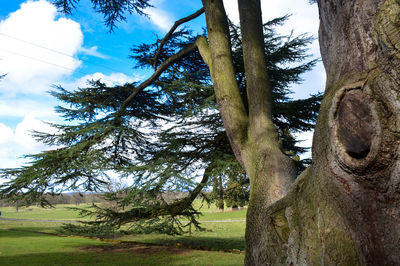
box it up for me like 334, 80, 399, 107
151, 7, 205, 69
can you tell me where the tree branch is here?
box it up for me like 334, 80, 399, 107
201, 0, 249, 165
118, 42, 198, 113
90, 166, 211, 225
195, 36, 212, 71
238, 0, 276, 140
151, 7, 205, 69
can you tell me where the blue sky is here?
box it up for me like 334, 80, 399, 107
0, 0, 324, 169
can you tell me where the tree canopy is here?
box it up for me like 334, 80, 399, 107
0, 1, 321, 235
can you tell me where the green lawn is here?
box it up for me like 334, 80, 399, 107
0, 204, 91, 220
0, 200, 246, 222
0, 228, 244, 265
0, 202, 246, 265
120, 221, 246, 251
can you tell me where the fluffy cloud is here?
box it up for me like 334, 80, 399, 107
0, 0, 83, 95
64, 72, 142, 89
0, 115, 54, 168
147, 7, 174, 32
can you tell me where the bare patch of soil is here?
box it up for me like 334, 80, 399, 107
79, 242, 192, 255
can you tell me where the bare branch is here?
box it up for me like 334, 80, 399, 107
151, 7, 205, 69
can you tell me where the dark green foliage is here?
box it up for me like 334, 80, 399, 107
52, 0, 152, 30
59, 223, 116, 236
0, 16, 320, 234
224, 166, 249, 209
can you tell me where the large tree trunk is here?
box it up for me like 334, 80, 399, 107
198, 0, 296, 261
251, 0, 400, 264
199, 0, 400, 264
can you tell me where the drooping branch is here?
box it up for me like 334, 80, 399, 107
151, 7, 205, 69
79, 166, 211, 227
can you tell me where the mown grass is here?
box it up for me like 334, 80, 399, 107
119, 221, 246, 251
0, 200, 246, 222
0, 201, 247, 265
0, 229, 244, 265
0, 204, 92, 220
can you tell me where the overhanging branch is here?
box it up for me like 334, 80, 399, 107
151, 7, 205, 69
83, 166, 211, 226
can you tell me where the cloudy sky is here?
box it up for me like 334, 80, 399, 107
0, 0, 324, 169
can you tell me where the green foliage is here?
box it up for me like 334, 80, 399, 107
0, 14, 320, 235
224, 170, 249, 208
59, 223, 115, 236
52, 0, 152, 30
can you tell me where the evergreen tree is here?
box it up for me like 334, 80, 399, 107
0, 10, 320, 234
132, 19, 320, 209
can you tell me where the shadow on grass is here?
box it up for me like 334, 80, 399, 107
0, 251, 243, 266
0, 227, 60, 238
0, 233, 244, 266
0, 229, 55, 238
122, 235, 245, 252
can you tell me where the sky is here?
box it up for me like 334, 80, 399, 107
0, 0, 325, 170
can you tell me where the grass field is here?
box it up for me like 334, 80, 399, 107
0, 201, 246, 221
0, 228, 244, 265
0, 201, 246, 265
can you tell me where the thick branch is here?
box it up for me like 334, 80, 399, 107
195, 36, 212, 72
238, 0, 276, 141
96, 166, 211, 225
201, 0, 249, 163
152, 7, 205, 69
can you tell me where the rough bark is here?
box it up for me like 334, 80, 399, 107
198, 0, 400, 264
254, 0, 400, 264
199, 0, 296, 264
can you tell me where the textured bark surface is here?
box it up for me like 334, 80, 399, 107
200, 0, 400, 264
256, 0, 400, 264
199, 1, 296, 264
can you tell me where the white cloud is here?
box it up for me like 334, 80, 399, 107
0, 115, 55, 168
14, 114, 54, 150
78, 46, 109, 59
64, 72, 142, 89
0, 0, 83, 95
147, 7, 174, 32
0, 123, 13, 145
